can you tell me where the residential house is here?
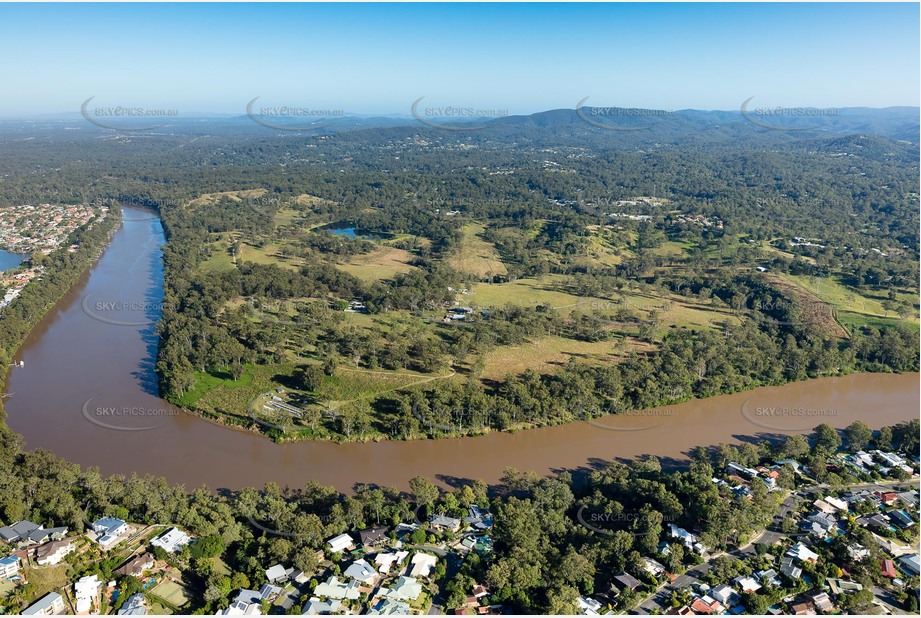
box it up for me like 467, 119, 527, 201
756, 569, 781, 588
0, 520, 41, 544
786, 542, 819, 564
824, 496, 847, 511
429, 514, 462, 532
465, 506, 494, 530
881, 560, 899, 579
374, 550, 409, 573
710, 584, 737, 606
265, 564, 289, 584
641, 557, 666, 577
150, 527, 191, 553
780, 558, 802, 580
313, 575, 361, 600
898, 554, 920, 576
809, 591, 834, 613
613, 572, 641, 593
668, 524, 706, 554
888, 509, 915, 529
34, 539, 75, 566
690, 596, 724, 615
858, 513, 890, 529
368, 598, 410, 615
326, 533, 354, 554
301, 597, 342, 615
115, 553, 155, 578
258, 584, 282, 602
117, 593, 149, 615
25, 527, 68, 546
358, 526, 389, 547
75, 574, 102, 613
896, 490, 919, 508
410, 552, 438, 578
0, 555, 20, 578
774, 459, 802, 474
733, 576, 761, 594
790, 600, 815, 615
22, 592, 66, 616
219, 589, 264, 615
344, 558, 378, 584
385, 576, 424, 601
91, 517, 129, 549
826, 579, 863, 594
846, 545, 869, 561
577, 596, 603, 615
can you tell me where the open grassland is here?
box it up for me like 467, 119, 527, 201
336, 245, 417, 282
448, 223, 507, 278
20, 564, 70, 603
468, 274, 588, 309
479, 335, 652, 380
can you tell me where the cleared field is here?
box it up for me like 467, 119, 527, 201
336, 245, 416, 282
778, 273, 917, 324
318, 368, 454, 405
480, 336, 645, 379
468, 275, 589, 309
187, 188, 269, 209
150, 581, 190, 608
449, 223, 507, 278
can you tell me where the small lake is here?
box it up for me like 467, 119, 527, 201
319, 222, 391, 240
0, 249, 26, 272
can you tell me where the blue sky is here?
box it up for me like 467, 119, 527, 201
0, 2, 917, 117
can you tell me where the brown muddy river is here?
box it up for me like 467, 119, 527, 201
5, 206, 919, 492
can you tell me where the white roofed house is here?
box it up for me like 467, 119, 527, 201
733, 575, 761, 594
577, 595, 603, 615
786, 542, 819, 564
220, 589, 264, 615
150, 527, 191, 553
374, 550, 409, 573
668, 523, 706, 554
326, 533, 354, 554
410, 552, 438, 578
265, 564, 289, 584
74, 574, 102, 614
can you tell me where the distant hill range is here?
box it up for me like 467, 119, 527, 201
3, 105, 918, 148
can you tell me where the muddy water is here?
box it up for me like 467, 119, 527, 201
4, 206, 919, 492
